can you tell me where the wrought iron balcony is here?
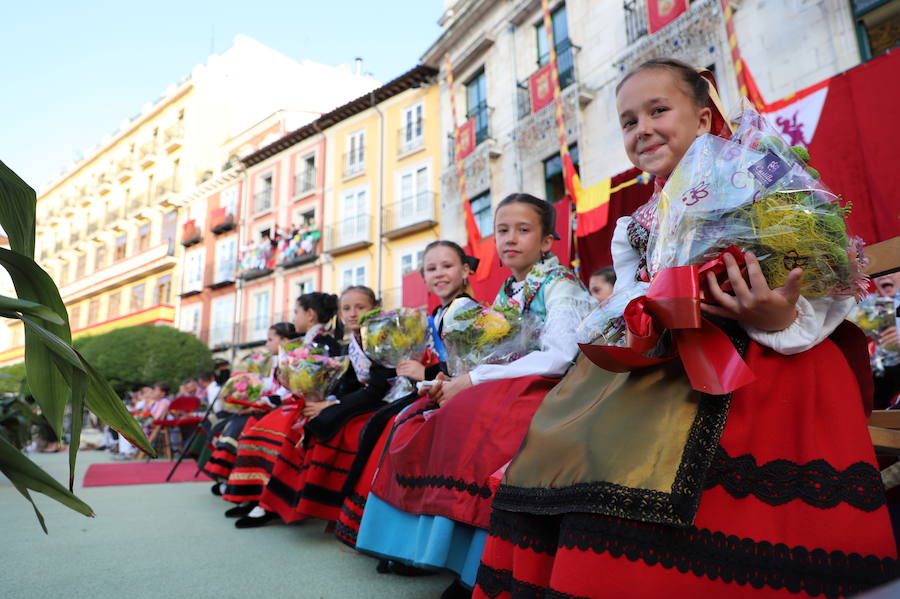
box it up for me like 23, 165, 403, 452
382, 192, 437, 239
163, 122, 185, 152
397, 120, 425, 156
324, 214, 372, 255
210, 207, 236, 235
139, 140, 160, 168
116, 158, 134, 182
294, 170, 316, 198
342, 148, 366, 179
253, 188, 272, 214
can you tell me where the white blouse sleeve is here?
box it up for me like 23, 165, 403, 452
740, 294, 855, 355
469, 278, 595, 385
611, 216, 642, 294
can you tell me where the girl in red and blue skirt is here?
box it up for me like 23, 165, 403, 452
220, 292, 341, 519
202, 320, 295, 490
473, 59, 898, 599
237, 286, 392, 528
335, 240, 477, 552
356, 196, 594, 599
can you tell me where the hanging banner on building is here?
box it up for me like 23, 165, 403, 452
445, 57, 495, 282
762, 80, 830, 148
529, 62, 557, 114
456, 117, 476, 160
647, 0, 689, 34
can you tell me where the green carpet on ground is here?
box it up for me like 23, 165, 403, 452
0, 449, 452, 599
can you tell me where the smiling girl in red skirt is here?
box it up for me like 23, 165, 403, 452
473, 59, 897, 599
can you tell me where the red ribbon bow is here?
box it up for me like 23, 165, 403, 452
579, 247, 756, 395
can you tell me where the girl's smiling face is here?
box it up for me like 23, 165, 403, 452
422, 245, 470, 305
340, 289, 376, 333
616, 68, 712, 179
494, 202, 554, 281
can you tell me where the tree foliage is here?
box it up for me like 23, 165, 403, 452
75, 325, 214, 394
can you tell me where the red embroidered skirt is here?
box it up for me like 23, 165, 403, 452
370, 376, 558, 530
202, 414, 259, 480
474, 340, 899, 599
259, 412, 370, 522
221, 403, 304, 504
335, 413, 398, 548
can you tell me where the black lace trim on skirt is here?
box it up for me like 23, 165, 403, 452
704, 446, 886, 511
485, 510, 900, 599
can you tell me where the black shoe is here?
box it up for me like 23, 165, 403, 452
390, 562, 438, 577
440, 579, 472, 599
235, 510, 280, 528
376, 560, 391, 574
224, 503, 254, 518
211, 483, 222, 496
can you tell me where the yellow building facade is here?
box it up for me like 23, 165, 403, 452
323, 65, 441, 307
0, 84, 193, 366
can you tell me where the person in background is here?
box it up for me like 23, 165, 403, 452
874, 272, 900, 409
588, 266, 616, 303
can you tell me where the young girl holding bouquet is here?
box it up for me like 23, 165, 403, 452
474, 59, 897, 599
220, 292, 340, 518
355, 195, 593, 598
238, 285, 397, 528
203, 321, 295, 492
335, 240, 477, 552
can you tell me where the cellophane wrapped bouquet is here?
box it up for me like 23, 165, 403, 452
360, 308, 428, 401
442, 297, 541, 376
848, 295, 899, 373
220, 372, 265, 412
277, 342, 347, 402
647, 108, 865, 295
578, 107, 866, 348
243, 349, 272, 375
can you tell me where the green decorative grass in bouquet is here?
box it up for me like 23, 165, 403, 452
243, 349, 272, 375
360, 308, 428, 401
441, 297, 541, 376
647, 106, 867, 299
277, 342, 347, 402
847, 295, 899, 373
220, 372, 265, 413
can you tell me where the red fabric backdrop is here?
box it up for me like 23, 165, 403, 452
807, 50, 900, 246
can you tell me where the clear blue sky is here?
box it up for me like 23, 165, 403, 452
0, 0, 443, 193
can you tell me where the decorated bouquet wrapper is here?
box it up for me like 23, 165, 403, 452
360, 308, 429, 367
243, 349, 272, 375
441, 297, 541, 377
220, 372, 265, 413
847, 295, 900, 371
277, 343, 348, 401
360, 308, 429, 400
576, 283, 649, 346
647, 108, 866, 299
848, 295, 898, 339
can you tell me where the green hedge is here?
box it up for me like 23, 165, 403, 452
74, 325, 214, 395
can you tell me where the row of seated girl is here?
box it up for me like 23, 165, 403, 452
197, 56, 897, 599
